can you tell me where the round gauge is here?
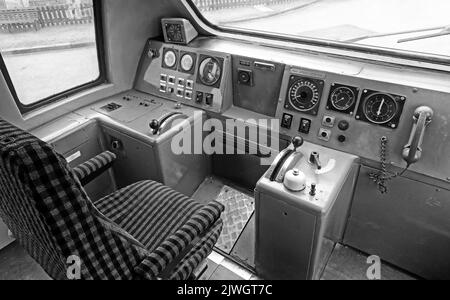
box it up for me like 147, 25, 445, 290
164, 50, 177, 68
288, 79, 321, 112
180, 54, 194, 72
363, 93, 398, 124
198, 57, 222, 86
331, 87, 356, 111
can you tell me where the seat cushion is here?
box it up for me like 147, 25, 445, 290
94, 180, 222, 279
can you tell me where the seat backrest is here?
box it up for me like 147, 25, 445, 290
0, 119, 146, 280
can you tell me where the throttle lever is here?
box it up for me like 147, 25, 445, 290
402, 106, 434, 166
269, 136, 304, 182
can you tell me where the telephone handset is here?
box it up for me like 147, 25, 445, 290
402, 106, 434, 166
370, 106, 434, 194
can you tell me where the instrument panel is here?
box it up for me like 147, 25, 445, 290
136, 41, 232, 114
281, 73, 407, 131
276, 66, 415, 173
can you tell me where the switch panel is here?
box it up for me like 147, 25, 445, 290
136, 41, 230, 114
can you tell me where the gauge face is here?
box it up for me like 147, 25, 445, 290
331, 87, 356, 111
288, 79, 321, 112
180, 54, 194, 72
198, 57, 222, 86
164, 50, 177, 68
165, 23, 184, 43
363, 93, 398, 124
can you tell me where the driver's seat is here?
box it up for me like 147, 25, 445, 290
0, 118, 224, 280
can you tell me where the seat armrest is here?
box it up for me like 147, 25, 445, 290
135, 201, 225, 280
73, 151, 117, 186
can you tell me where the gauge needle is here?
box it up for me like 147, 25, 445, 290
377, 99, 385, 116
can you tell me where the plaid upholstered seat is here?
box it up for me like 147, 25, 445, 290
0, 118, 224, 280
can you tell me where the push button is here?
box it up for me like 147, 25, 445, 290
281, 113, 294, 129
322, 115, 336, 128
338, 135, 347, 143
318, 128, 331, 142
185, 90, 192, 100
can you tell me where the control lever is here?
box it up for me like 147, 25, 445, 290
269, 136, 304, 182
149, 112, 187, 135
309, 152, 322, 170
402, 106, 434, 167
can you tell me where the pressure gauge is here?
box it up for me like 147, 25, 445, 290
180, 53, 195, 72
198, 57, 222, 86
331, 87, 356, 111
363, 93, 398, 124
164, 49, 177, 69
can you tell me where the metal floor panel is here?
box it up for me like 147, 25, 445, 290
214, 185, 255, 254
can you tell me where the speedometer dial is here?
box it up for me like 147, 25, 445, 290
288, 79, 320, 112
363, 93, 398, 124
331, 87, 356, 111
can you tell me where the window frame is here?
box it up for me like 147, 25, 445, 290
0, 0, 107, 114
185, 0, 450, 72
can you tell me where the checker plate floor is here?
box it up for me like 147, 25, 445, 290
215, 185, 255, 254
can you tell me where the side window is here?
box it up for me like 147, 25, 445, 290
0, 0, 105, 113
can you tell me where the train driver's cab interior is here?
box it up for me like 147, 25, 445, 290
0, 0, 449, 281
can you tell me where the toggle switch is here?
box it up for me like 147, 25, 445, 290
281, 113, 293, 129
299, 118, 312, 134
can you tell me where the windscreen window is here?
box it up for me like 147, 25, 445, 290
190, 0, 450, 59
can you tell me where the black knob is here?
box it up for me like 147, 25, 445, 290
149, 119, 160, 131
338, 120, 350, 131
338, 135, 347, 143
292, 136, 304, 150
